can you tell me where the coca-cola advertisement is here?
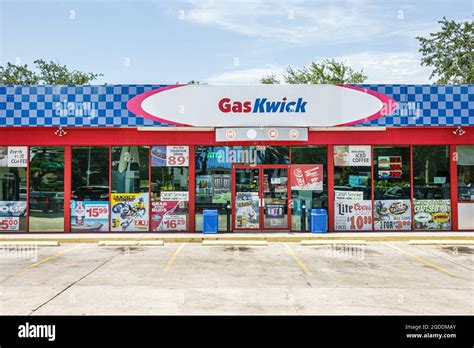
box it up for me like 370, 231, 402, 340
291, 164, 323, 191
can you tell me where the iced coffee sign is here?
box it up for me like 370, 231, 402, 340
0, 146, 27, 167
334, 146, 371, 166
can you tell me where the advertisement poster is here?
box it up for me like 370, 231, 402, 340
265, 204, 284, 218
151, 201, 187, 231
374, 200, 412, 230
151, 146, 189, 167
413, 200, 451, 230
70, 201, 109, 232
334, 199, 372, 231
160, 191, 189, 202
378, 156, 402, 179
212, 174, 231, 204
334, 191, 363, 201
0, 147, 28, 167
235, 192, 260, 228
111, 193, 149, 231
291, 164, 323, 191
0, 201, 27, 231
0, 147, 7, 167
334, 146, 371, 166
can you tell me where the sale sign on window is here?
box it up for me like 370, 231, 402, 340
151, 201, 187, 231
0, 217, 20, 231
151, 146, 189, 167
290, 164, 323, 191
334, 199, 373, 231
71, 201, 109, 232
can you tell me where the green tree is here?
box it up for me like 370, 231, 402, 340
416, 17, 473, 84
0, 59, 103, 85
260, 59, 367, 84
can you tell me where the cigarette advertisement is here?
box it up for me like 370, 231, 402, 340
374, 200, 411, 230
334, 199, 372, 231
0, 201, 27, 231
235, 192, 259, 228
291, 164, 323, 191
111, 193, 149, 231
413, 200, 451, 230
334, 146, 371, 166
334, 191, 363, 201
160, 191, 189, 202
151, 201, 187, 231
71, 201, 109, 232
378, 156, 402, 179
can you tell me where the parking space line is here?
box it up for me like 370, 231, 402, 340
283, 243, 313, 276
1, 244, 83, 283
385, 243, 458, 277
162, 243, 185, 273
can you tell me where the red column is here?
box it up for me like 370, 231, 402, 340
449, 144, 458, 231
188, 145, 196, 232
327, 145, 335, 232
64, 145, 72, 233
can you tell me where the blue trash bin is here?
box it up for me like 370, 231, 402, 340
311, 208, 327, 233
203, 209, 218, 234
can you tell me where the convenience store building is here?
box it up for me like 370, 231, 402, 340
0, 84, 472, 233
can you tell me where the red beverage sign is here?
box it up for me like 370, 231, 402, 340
291, 164, 323, 191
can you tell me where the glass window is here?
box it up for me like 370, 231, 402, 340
374, 146, 411, 200
72, 147, 109, 201
257, 146, 289, 164
413, 146, 450, 200
373, 146, 412, 231
457, 145, 474, 202
291, 146, 327, 231
413, 145, 451, 230
195, 146, 233, 232
151, 166, 189, 231
29, 147, 64, 232
333, 146, 373, 231
111, 146, 149, 193
0, 146, 27, 232
71, 147, 110, 232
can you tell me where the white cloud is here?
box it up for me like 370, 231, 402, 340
180, 0, 440, 45
205, 52, 432, 84
335, 52, 432, 83
206, 65, 285, 84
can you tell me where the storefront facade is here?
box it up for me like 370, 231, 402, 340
0, 84, 472, 233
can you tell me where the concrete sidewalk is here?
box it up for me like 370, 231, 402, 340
0, 231, 473, 243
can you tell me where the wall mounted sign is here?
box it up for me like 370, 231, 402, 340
215, 127, 308, 141
127, 84, 397, 127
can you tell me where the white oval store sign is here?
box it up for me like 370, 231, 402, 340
127, 84, 397, 127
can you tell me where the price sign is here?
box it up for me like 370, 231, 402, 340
166, 146, 189, 166
162, 215, 187, 231
86, 204, 109, 219
0, 217, 20, 231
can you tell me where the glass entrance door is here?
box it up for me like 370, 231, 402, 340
233, 166, 289, 231
263, 168, 289, 229
234, 167, 260, 229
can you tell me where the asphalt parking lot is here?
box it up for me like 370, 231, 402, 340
0, 242, 472, 315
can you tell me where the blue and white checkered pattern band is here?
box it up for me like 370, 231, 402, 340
0, 84, 472, 127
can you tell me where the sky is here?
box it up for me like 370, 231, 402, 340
0, 0, 471, 84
